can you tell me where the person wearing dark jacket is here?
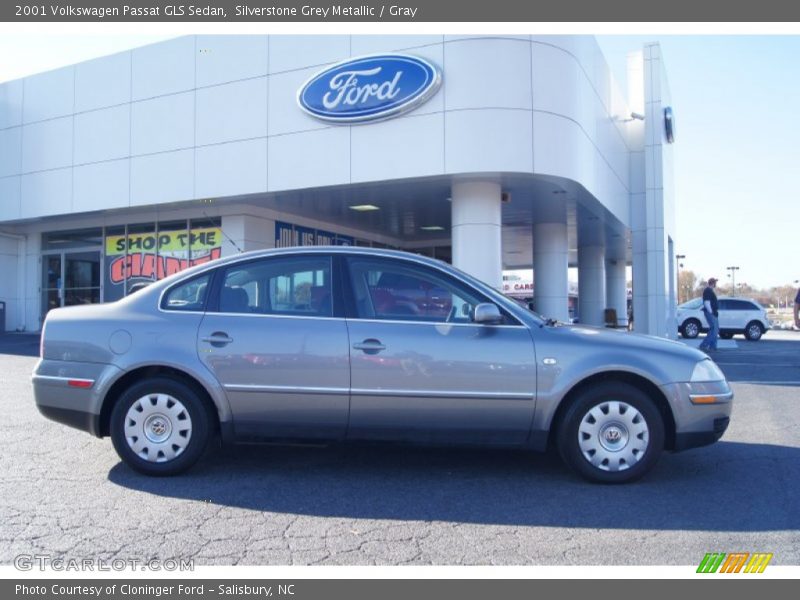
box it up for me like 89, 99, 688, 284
698, 277, 719, 352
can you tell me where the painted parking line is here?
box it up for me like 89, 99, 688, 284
715, 363, 799, 368
680, 339, 739, 349
731, 381, 800, 386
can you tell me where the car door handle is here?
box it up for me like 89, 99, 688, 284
352, 339, 386, 354
202, 332, 234, 347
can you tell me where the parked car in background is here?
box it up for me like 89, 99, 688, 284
33, 248, 732, 483
677, 297, 771, 341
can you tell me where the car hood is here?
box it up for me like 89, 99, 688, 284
549, 323, 706, 360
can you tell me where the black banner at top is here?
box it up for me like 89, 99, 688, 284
4, 0, 800, 22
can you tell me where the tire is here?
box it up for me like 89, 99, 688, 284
680, 318, 701, 339
744, 321, 764, 341
719, 332, 734, 340
110, 377, 213, 476
556, 382, 665, 484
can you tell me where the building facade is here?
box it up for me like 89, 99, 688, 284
0, 35, 676, 336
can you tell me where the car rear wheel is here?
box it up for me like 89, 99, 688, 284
110, 377, 212, 476
557, 382, 665, 483
744, 321, 764, 341
680, 318, 701, 339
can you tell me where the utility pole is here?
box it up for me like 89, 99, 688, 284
726, 266, 740, 297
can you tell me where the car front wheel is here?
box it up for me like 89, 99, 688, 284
680, 319, 701, 339
557, 382, 665, 483
110, 377, 212, 476
744, 321, 764, 341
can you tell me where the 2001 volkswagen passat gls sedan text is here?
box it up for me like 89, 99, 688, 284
33, 248, 733, 483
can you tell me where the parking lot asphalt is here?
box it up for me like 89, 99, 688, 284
0, 330, 798, 566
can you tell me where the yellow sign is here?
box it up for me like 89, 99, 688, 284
105, 227, 221, 255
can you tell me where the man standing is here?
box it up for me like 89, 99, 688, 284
699, 277, 720, 352
794, 285, 800, 330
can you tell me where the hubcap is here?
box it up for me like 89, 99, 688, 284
685, 322, 698, 337
143, 414, 172, 443
749, 325, 761, 339
578, 401, 649, 472
124, 394, 193, 463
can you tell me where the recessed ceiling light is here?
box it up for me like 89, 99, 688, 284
349, 204, 380, 212
420, 225, 444, 231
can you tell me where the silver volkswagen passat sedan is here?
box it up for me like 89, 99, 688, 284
33, 248, 733, 483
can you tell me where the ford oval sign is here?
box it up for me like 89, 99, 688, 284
297, 54, 441, 124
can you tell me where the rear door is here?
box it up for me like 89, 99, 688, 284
729, 299, 761, 330
197, 254, 350, 441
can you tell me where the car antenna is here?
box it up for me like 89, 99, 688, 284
203, 211, 243, 254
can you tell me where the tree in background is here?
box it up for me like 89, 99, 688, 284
768, 285, 798, 309
678, 269, 703, 303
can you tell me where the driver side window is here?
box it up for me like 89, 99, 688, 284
346, 258, 485, 323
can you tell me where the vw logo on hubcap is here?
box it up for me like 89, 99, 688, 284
598, 422, 629, 452
143, 413, 172, 443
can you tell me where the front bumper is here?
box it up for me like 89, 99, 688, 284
674, 416, 730, 451
661, 380, 733, 452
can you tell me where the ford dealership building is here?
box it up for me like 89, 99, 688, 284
0, 35, 676, 336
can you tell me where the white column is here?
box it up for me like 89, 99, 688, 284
533, 222, 569, 322
578, 244, 606, 326
221, 215, 276, 256
25, 234, 41, 332
451, 180, 502, 289
606, 257, 628, 327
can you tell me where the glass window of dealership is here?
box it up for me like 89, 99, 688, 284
0, 35, 676, 337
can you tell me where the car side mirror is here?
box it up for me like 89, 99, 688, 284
473, 303, 503, 324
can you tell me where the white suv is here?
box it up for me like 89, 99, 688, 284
677, 297, 771, 341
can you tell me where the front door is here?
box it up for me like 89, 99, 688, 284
197, 254, 350, 441
343, 256, 537, 445
41, 251, 102, 320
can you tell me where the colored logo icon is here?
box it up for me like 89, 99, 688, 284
696, 552, 773, 573
297, 54, 441, 123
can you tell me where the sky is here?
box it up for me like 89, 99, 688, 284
0, 33, 797, 289
597, 35, 799, 289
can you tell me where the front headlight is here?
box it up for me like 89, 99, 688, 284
691, 359, 725, 382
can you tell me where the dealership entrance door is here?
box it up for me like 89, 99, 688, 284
41, 251, 102, 318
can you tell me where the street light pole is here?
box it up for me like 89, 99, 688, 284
726, 266, 740, 297
676, 254, 686, 304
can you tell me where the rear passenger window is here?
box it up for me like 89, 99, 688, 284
731, 300, 757, 311
162, 274, 211, 311
218, 256, 333, 317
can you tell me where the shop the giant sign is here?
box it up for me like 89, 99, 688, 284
105, 227, 222, 292
297, 54, 441, 123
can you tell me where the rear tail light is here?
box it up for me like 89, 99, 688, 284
68, 379, 93, 389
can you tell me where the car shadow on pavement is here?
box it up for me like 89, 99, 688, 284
108, 440, 799, 532
0, 334, 40, 357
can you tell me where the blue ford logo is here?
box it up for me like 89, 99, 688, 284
297, 54, 441, 123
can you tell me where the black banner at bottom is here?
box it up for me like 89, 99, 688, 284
3, 580, 794, 600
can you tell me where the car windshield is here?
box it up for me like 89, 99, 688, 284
680, 298, 703, 309
502, 294, 550, 321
